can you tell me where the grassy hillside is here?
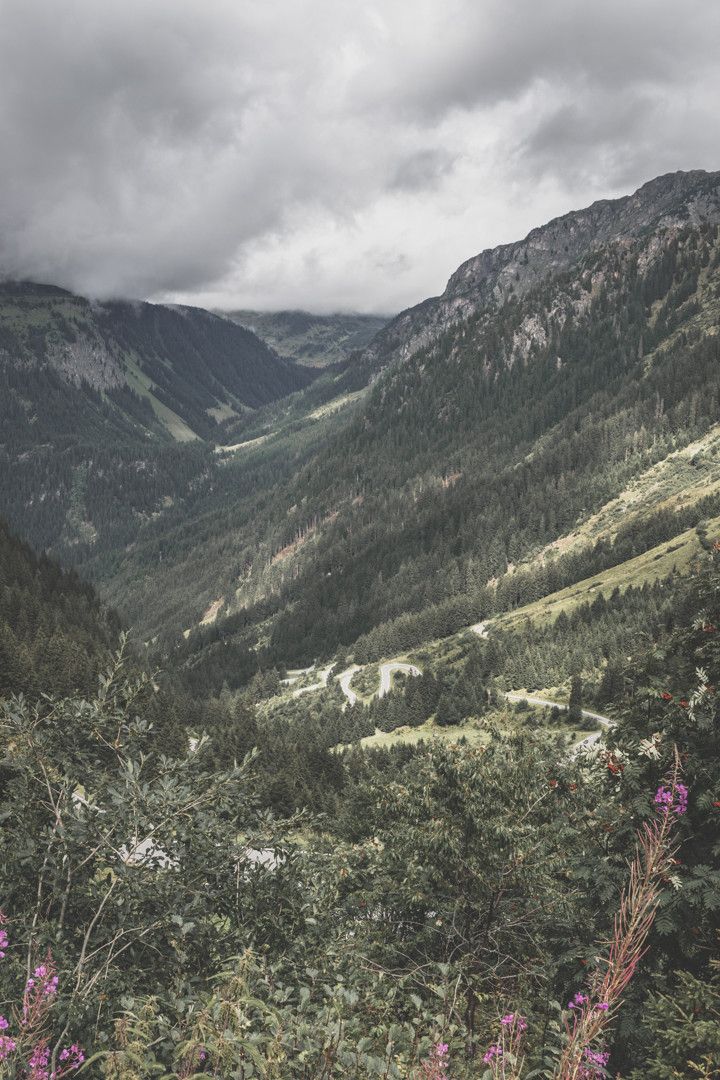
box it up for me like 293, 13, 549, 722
494, 516, 719, 632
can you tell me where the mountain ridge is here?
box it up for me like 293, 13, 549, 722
220, 309, 390, 367
359, 169, 720, 376
0, 280, 314, 439
155, 169, 720, 672
0, 280, 316, 558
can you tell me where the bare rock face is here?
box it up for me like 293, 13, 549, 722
46, 333, 124, 390
360, 170, 720, 376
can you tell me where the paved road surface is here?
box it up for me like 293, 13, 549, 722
505, 692, 612, 754
336, 661, 422, 705
292, 663, 335, 698
378, 662, 422, 698
337, 665, 362, 706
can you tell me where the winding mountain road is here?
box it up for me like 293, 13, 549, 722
378, 662, 422, 698
471, 621, 612, 752
292, 663, 335, 698
504, 692, 613, 754
336, 661, 422, 706
337, 665, 361, 706
288, 622, 611, 756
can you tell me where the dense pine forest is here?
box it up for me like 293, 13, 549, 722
0, 523, 718, 1076
0, 518, 119, 697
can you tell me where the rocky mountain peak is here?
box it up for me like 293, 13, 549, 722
362, 170, 720, 374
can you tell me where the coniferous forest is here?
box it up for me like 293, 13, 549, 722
1, 518, 719, 1076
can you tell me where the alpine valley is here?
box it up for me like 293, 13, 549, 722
2, 170, 720, 1078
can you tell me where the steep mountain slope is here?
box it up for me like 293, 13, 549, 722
0, 281, 314, 558
119, 170, 720, 671
0, 515, 120, 696
223, 310, 389, 367
0, 282, 312, 442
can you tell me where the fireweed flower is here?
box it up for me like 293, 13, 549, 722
500, 1012, 527, 1031
27, 1042, 50, 1080
594, 1002, 609, 1011
577, 1046, 611, 1080
482, 1043, 503, 1064
654, 786, 673, 811
0, 1017, 8, 1030
674, 783, 689, 814
568, 992, 589, 1009
655, 784, 688, 816
416, 1040, 449, 1079
59, 1043, 86, 1068
0, 1035, 16, 1060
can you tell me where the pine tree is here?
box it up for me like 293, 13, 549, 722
568, 672, 583, 723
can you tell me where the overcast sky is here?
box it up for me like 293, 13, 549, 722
0, 0, 719, 314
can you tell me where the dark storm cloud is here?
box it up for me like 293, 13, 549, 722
0, 0, 717, 311
362, 1, 720, 119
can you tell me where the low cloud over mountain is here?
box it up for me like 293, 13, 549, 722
0, 0, 718, 311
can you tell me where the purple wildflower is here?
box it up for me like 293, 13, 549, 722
0, 1017, 8, 1030
0, 1034, 16, 1061
568, 991, 589, 1009
434, 1042, 449, 1057
655, 783, 689, 816
654, 786, 673, 811
59, 1043, 86, 1069
577, 1046, 611, 1080
583, 1047, 610, 1066
28, 1043, 50, 1080
594, 1001, 609, 1011
500, 1011, 527, 1031
482, 1044, 503, 1064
